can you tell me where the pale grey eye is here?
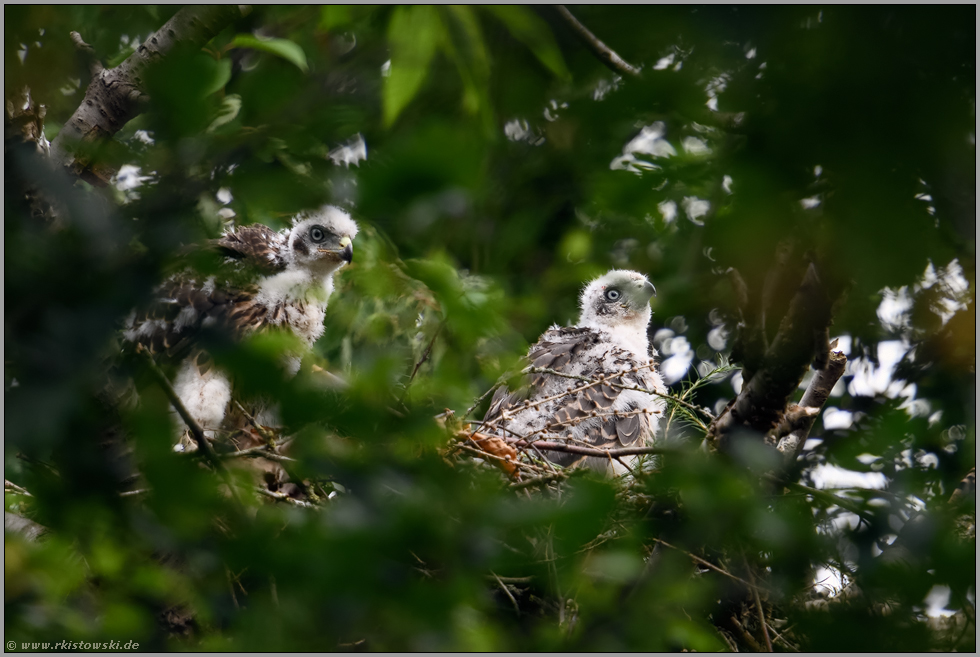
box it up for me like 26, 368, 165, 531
309, 225, 326, 243
605, 288, 621, 301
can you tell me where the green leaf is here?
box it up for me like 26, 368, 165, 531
229, 34, 309, 73
384, 5, 441, 127
441, 6, 494, 133
203, 58, 232, 97
482, 5, 571, 81
318, 5, 354, 32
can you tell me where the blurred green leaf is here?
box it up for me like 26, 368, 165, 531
318, 5, 354, 32
482, 5, 571, 81
230, 33, 309, 73
384, 5, 442, 127
203, 57, 232, 96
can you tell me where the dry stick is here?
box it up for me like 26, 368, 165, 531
651, 538, 766, 594
744, 556, 773, 652
716, 628, 739, 653
510, 470, 569, 491
509, 441, 670, 459
776, 349, 848, 459
462, 381, 503, 421
226, 567, 241, 610
138, 348, 244, 507
767, 624, 800, 652
554, 5, 641, 77
491, 571, 521, 617
254, 486, 319, 510
763, 473, 872, 520
400, 319, 446, 402
139, 348, 220, 468
526, 441, 560, 473
489, 575, 533, 584
224, 445, 297, 463
119, 488, 150, 498
497, 363, 657, 422
233, 400, 278, 444
731, 616, 764, 653
457, 443, 550, 477
528, 366, 712, 420
4, 480, 32, 496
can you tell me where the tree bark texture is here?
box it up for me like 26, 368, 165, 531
709, 262, 835, 452
50, 5, 246, 184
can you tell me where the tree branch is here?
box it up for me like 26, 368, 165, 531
255, 486, 320, 509
507, 439, 670, 459
709, 262, 835, 452
553, 5, 641, 77
51, 5, 247, 184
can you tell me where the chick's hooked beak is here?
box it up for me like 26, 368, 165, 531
319, 236, 354, 263
638, 279, 657, 304
339, 235, 353, 263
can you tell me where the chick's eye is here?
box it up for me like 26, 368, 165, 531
309, 225, 326, 243
605, 288, 621, 301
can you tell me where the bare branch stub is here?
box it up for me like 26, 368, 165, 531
69, 30, 104, 78
709, 262, 835, 453
776, 349, 847, 459
51, 5, 246, 182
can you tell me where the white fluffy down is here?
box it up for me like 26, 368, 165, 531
172, 357, 232, 434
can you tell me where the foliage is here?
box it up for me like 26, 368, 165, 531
5, 5, 975, 651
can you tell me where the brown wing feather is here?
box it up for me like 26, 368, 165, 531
484, 326, 652, 450
125, 275, 265, 362
213, 223, 286, 273
483, 327, 596, 427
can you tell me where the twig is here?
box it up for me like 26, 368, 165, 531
254, 486, 320, 510
138, 347, 246, 509
462, 381, 504, 420
553, 5, 641, 77
4, 480, 32, 497
491, 571, 521, 616
119, 488, 150, 498
527, 366, 712, 419
730, 616, 764, 653
457, 443, 551, 476
226, 567, 240, 610
223, 445, 297, 463
767, 623, 799, 652
139, 347, 222, 470
525, 440, 560, 473
487, 575, 533, 584
763, 473, 872, 520
744, 556, 773, 652
612, 455, 636, 477
510, 470, 569, 491
717, 627, 739, 653
234, 400, 278, 444
400, 319, 446, 402
508, 440, 670, 459
652, 538, 765, 594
